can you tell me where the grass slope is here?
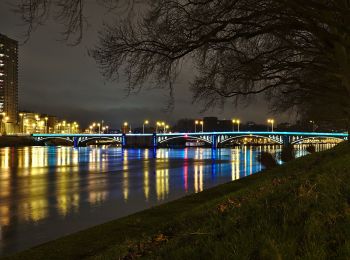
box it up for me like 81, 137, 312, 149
5, 143, 350, 259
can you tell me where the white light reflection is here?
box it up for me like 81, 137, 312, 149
231, 148, 240, 181
156, 169, 169, 200
194, 164, 203, 193
123, 150, 129, 201
144, 150, 150, 201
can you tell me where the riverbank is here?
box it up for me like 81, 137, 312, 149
4, 142, 350, 259
0, 136, 35, 147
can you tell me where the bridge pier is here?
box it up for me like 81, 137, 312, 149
282, 136, 291, 146
153, 133, 158, 148
122, 134, 127, 148
212, 134, 217, 150
73, 137, 79, 148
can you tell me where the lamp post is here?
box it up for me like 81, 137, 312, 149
143, 120, 149, 134
123, 122, 128, 133
97, 123, 101, 134
232, 119, 236, 131
200, 120, 204, 132
232, 119, 241, 132
165, 125, 170, 133
267, 119, 275, 132
195, 120, 199, 133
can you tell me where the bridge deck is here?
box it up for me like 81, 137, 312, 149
32, 131, 348, 138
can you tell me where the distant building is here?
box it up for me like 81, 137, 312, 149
0, 34, 19, 134
218, 119, 232, 131
203, 117, 218, 132
19, 112, 44, 134
19, 112, 64, 134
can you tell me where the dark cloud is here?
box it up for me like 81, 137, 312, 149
0, 1, 290, 129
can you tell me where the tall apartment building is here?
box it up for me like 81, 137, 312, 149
0, 34, 19, 133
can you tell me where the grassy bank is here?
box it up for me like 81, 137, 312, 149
5, 143, 350, 259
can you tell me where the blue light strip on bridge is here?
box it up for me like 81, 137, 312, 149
155, 131, 348, 137
32, 133, 124, 137
32, 131, 348, 138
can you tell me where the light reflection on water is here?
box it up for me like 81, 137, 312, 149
0, 144, 336, 256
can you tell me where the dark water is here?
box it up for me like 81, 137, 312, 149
0, 144, 336, 256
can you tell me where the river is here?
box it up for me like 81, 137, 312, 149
0, 144, 336, 256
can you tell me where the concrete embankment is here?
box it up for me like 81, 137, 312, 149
0, 136, 36, 147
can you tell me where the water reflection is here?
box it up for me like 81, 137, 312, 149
0, 144, 337, 256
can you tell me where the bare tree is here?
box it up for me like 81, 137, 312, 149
15, 0, 350, 130
15, 0, 143, 45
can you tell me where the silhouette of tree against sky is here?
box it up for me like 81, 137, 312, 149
15, 0, 350, 130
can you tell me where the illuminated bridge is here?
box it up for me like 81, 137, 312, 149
33, 131, 348, 149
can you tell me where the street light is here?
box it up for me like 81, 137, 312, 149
165, 125, 170, 133
123, 122, 128, 133
267, 119, 275, 132
156, 122, 161, 133
97, 123, 101, 134
232, 119, 236, 131
232, 119, 241, 132
195, 120, 199, 133
200, 120, 204, 132
143, 120, 149, 134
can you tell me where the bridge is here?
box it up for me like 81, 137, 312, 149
32, 131, 348, 149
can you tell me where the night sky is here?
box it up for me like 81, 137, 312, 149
0, 1, 289, 129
